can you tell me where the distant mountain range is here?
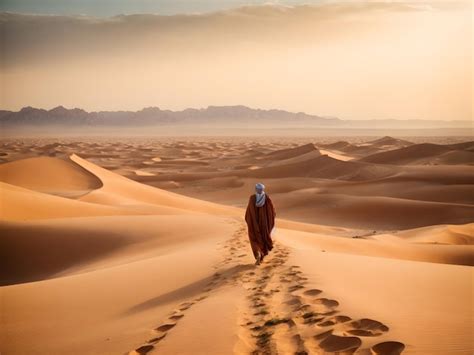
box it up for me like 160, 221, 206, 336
0, 106, 471, 129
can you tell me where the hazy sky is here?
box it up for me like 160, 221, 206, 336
0, 1, 472, 120
0, 0, 466, 16
1, 0, 328, 16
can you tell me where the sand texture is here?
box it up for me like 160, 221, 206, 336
1, 136, 473, 355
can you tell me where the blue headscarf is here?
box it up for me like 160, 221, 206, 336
255, 182, 266, 207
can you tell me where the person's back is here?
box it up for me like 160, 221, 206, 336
245, 183, 276, 265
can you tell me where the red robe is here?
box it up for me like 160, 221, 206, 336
245, 194, 276, 260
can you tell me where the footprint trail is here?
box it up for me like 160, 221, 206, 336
128, 221, 405, 354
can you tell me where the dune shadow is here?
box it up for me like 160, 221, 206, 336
122, 263, 254, 316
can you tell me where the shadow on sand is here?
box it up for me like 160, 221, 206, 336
122, 263, 254, 316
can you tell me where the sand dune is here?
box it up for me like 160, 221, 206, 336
383, 223, 474, 245
264, 143, 319, 160
71, 154, 240, 217
0, 215, 236, 286
0, 156, 102, 197
0, 217, 238, 355
0, 218, 131, 285
282, 231, 473, 355
317, 136, 413, 158
278, 223, 474, 266
360, 142, 474, 165
267, 149, 322, 167
317, 149, 353, 161
365, 136, 413, 148
319, 141, 354, 151
273, 192, 474, 230
56, 137, 471, 230
168, 174, 474, 229
1, 138, 473, 355
0, 181, 133, 221
241, 155, 398, 181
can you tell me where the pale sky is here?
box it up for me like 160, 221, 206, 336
1, 0, 326, 16
0, 0, 465, 16
0, 1, 472, 120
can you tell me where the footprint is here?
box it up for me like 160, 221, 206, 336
312, 298, 339, 315
303, 289, 322, 297
263, 317, 291, 326
288, 285, 305, 292
321, 310, 339, 316
155, 323, 176, 332
329, 315, 352, 323
131, 344, 154, 354
347, 329, 376, 336
314, 329, 333, 340
255, 331, 273, 348
318, 334, 362, 352
168, 314, 184, 321
302, 312, 325, 324
347, 318, 389, 336
313, 298, 339, 308
253, 309, 269, 316
178, 302, 194, 311
298, 304, 312, 312
296, 276, 308, 282
147, 333, 167, 344
284, 297, 302, 306
371, 341, 405, 355
250, 325, 263, 332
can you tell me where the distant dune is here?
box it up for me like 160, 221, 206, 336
264, 143, 320, 160
319, 136, 414, 157
365, 136, 414, 148
245, 154, 399, 181
360, 142, 474, 165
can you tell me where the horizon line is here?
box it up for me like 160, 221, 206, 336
3, 104, 472, 123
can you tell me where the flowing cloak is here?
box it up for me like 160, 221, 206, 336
245, 194, 276, 259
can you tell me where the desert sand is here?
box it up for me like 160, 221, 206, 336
0, 136, 473, 355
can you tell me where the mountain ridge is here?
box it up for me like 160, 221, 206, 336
0, 105, 471, 129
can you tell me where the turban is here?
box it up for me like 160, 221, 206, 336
255, 183, 266, 207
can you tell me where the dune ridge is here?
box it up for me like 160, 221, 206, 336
0, 156, 103, 197
360, 142, 474, 165
71, 154, 240, 216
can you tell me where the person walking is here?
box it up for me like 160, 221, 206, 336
245, 183, 276, 265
